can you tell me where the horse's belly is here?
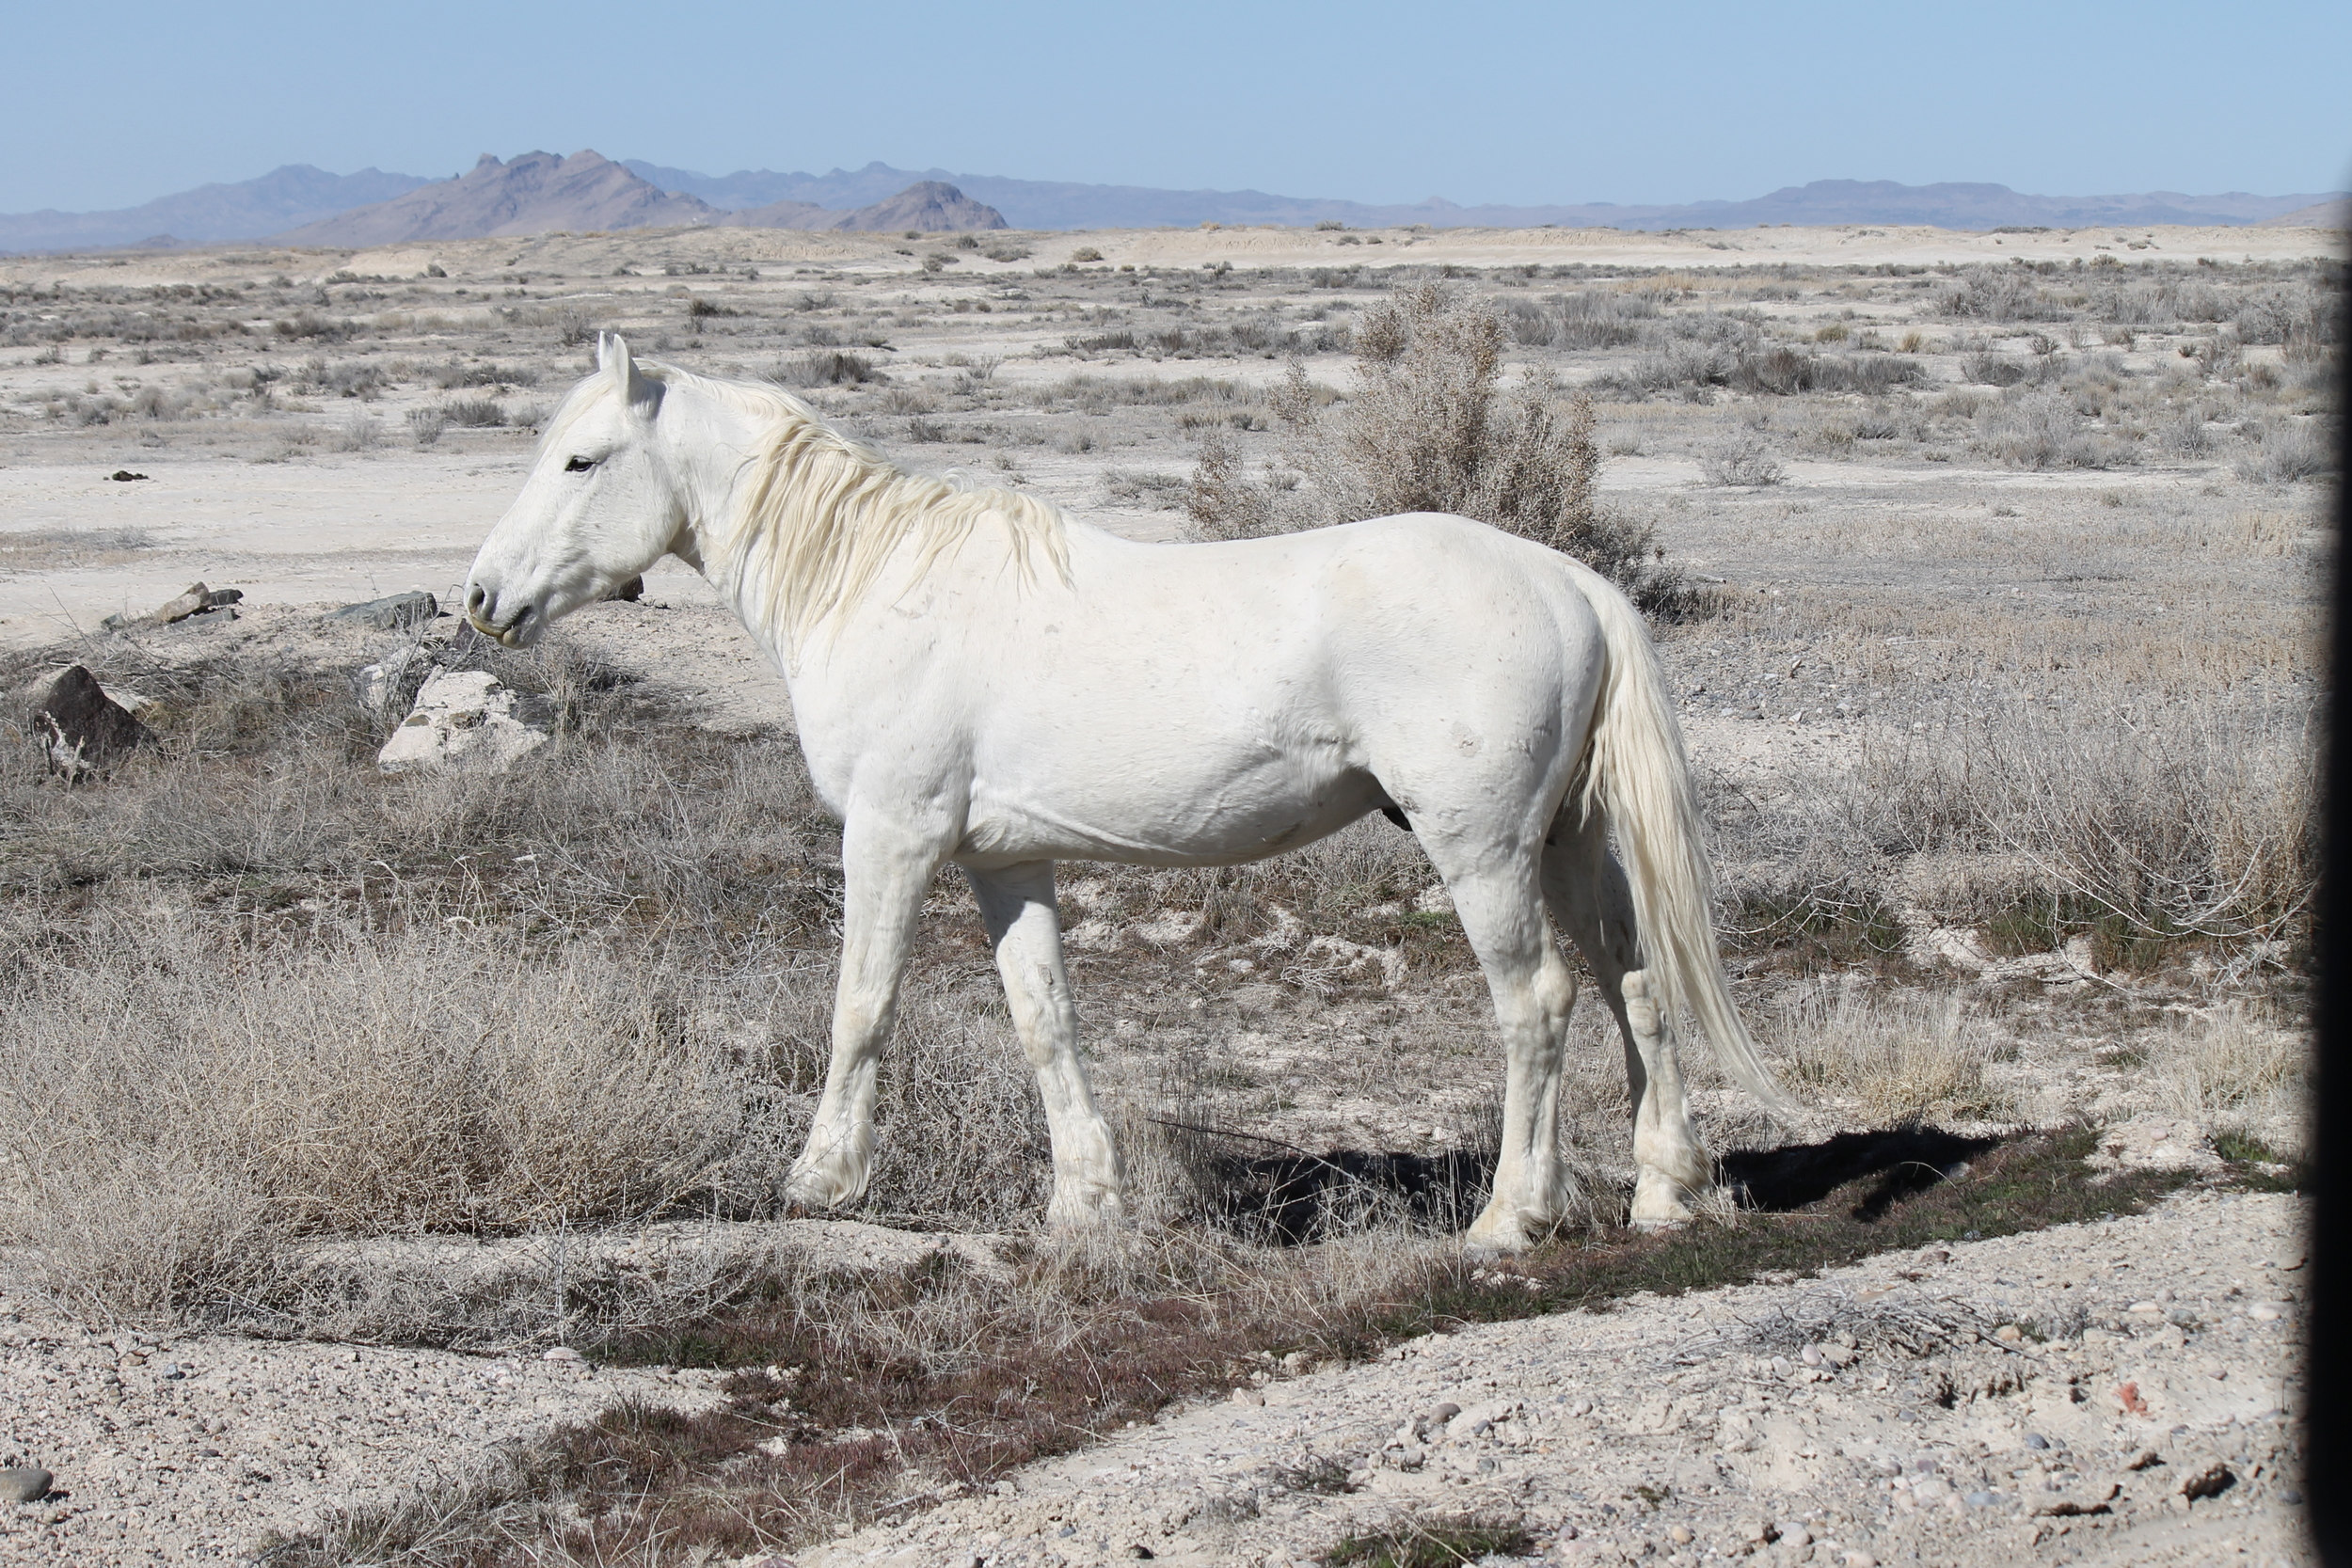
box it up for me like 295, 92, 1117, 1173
956, 754, 1384, 868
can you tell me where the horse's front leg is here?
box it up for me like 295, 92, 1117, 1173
786, 815, 945, 1212
964, 860, 1126, 1227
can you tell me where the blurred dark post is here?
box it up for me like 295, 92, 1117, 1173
2316, 222, 2352, 1566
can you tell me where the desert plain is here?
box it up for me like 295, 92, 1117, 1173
0, 218, 2336, 1566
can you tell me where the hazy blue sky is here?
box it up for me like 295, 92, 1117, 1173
7, 0, 2347, 213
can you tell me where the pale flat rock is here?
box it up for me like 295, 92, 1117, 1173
376, 668, 554, 774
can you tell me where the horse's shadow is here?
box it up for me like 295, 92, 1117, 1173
1188, 1126, 2004, 1244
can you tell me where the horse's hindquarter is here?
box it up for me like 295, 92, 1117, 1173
796, 515, 1607, 866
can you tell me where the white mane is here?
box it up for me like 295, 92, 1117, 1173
636, 366, 1071, 657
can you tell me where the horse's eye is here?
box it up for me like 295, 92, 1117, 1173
564, 454, 596, 472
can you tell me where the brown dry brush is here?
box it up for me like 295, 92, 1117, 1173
1185, 285, 1691, 611
266, 1126, 2222, 1567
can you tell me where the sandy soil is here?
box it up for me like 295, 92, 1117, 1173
789, 1189, 2311, 1568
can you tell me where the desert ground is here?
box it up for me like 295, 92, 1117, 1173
0, 219, 2333, 1566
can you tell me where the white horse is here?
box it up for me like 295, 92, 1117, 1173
464, 336, 1790, 1250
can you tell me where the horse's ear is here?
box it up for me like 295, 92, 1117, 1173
599, 333, 660, 417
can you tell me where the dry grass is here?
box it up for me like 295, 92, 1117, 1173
1769, 982, 2012, 1124
1859, 696, 2313, 948
0, 908, 1059, 1323
0, 526, 154, 571
2148, 1003, 2308, 1122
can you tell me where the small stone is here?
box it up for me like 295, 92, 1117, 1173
1230, 1386, 1263, 1406
151, 581, 213, 625
1843, 1555, 1878, 1568
542, 1346, 582, 1361
2126, 1301, 2163, 1315
1994, 1323, 2024, 1342
1779, 1525, 1811, 1547
1426, 1401, 1462, 1427
107, 469, 149, 481
1965, 1490, 1998, 1507
2025, 1433, 2050, 1450
1800, 1343, 1823, 1367
326, 589, 440, 631
0, 1468, 52, 1505
1772, 1355, 1794, 1379
1667, 1525, 1693, 1544
2179, 1461, 2233, 1501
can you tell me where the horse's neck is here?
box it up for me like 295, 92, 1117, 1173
663, 387, 794, 664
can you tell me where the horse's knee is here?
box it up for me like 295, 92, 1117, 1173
1620, 970, 1661, 1040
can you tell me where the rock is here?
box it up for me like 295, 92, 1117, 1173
350, 642, 435, 717
0, 1467, 52, 1504
377, 669, 554, 775
107, 469, 149, 481
2179, 1460, 2233, 1501
29, 664, 153, 779
152, 581, 212, 625
542, 1346, 582, 1361
327, 590, 440, 632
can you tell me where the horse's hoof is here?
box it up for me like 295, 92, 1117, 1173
783, 1172, 858, 1212
1463, 1212, 1536, 1254
1629, 1214, 1691, 1233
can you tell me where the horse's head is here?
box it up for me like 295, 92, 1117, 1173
464, 335, 686, 646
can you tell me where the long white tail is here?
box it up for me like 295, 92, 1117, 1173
1563, 562, 1797, 1117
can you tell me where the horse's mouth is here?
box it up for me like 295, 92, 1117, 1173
467, 610, 530, 647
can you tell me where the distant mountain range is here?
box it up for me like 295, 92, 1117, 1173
1, 154, 2341, 254
626, 164, 2351, 233
0, 166, 432, 251
274, 152, 1007, 246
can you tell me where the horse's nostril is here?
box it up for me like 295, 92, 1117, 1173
466, 585, 486, 612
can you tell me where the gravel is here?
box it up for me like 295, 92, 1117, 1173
785, 1190, 2311, 1568
0, 1322, 723, 1563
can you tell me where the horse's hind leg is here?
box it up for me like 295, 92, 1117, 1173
964, 860, 1126, 1227
1541, 811, 1710, 1227
1418, 842, 1581, 1253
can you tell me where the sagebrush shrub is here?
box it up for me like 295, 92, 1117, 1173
1186, 285, 1677, 604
